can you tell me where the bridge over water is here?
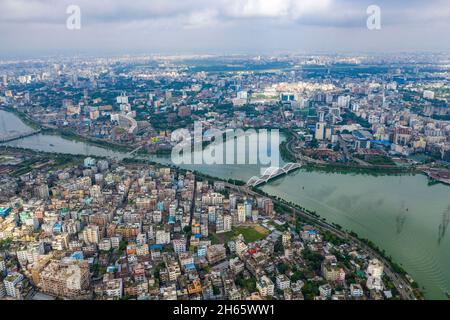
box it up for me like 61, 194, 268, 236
0, 130, 41, 143
246, 162, 302, 187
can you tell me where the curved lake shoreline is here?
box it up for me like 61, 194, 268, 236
1, 109, 450, 300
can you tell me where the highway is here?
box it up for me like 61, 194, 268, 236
285, 130, 325, 165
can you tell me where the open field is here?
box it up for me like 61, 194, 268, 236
218, 225, 270, 243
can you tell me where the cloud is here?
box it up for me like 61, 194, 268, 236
185, 9, 219, 29
224, 0, 331, 19
0, 0, 449, 55
1, 0, 449, 27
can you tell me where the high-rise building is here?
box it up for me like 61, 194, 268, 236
116, 93, 128, 104
366, 259, 384, 291
244, 199, 253, 219
337, 95, 350, 108
97, 160, 109, 172
223, 214, 232, 232
165, 90, 173, 104
0, 281, 5, 298
172, 239, 186, 255
3, 272, 23, 298
256, 276, 274, 297
229, 194, 237, 210
82, 225, 100, 245
206, 244, 226, 264
215, 213, 224, 233
251, 209, 258, 222
315, 121, 326, 141
237, 204, 246, 224
0, 257, 6, 272
34, 184, 49, 200
282, 231, 291, 247
156, 230, 171, 244
263, 199, 273, 216
423, 90, 435, 99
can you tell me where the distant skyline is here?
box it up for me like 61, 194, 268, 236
1, 0, 450, 57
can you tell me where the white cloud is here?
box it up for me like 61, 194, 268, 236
185, 9, 219, 29
0, 0, 449, 54
224, 0, 331, 19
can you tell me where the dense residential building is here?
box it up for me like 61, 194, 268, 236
38, 259, 91, 299
257, 276, 275, 297
0, 155, 421, 301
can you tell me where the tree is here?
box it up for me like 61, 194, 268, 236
274, 238, 284, 253
333, 143, 341, 152
212, 285, 220, 295
302, 248, 324, 273
0, 238, 12, 250
235, 274, 257, 293
291, 270, 305, 283
183, 226, 192, 236
277, 263, 289, 275
310, 138, 319, 148
119, 240, 127, 251
301, 281, 319, 300
154, 262, 165, 279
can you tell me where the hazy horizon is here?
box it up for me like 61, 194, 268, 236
0, 0, 449, 57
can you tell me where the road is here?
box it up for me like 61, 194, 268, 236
186, 179, 197, 248
285, 130, 325, 165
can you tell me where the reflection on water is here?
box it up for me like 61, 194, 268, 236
396, 215, 406, 235
396, 201, 407, 235
438, 205, 450, 245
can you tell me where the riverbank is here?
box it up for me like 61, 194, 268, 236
278, 128, 450, 179
304, 162, 421, 175
40, 127, 132, 153
425, 169, 450, 185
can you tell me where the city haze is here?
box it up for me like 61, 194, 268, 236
0, 0, 450, 57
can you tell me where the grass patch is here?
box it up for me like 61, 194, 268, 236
356, 154, 396, 166
221, 225, 269, 243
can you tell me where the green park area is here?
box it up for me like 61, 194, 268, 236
219, 225, 270, 243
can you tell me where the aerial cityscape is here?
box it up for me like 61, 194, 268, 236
0, 0, 449, 306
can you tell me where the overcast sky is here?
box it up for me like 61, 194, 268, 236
0, 0, 449, 57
